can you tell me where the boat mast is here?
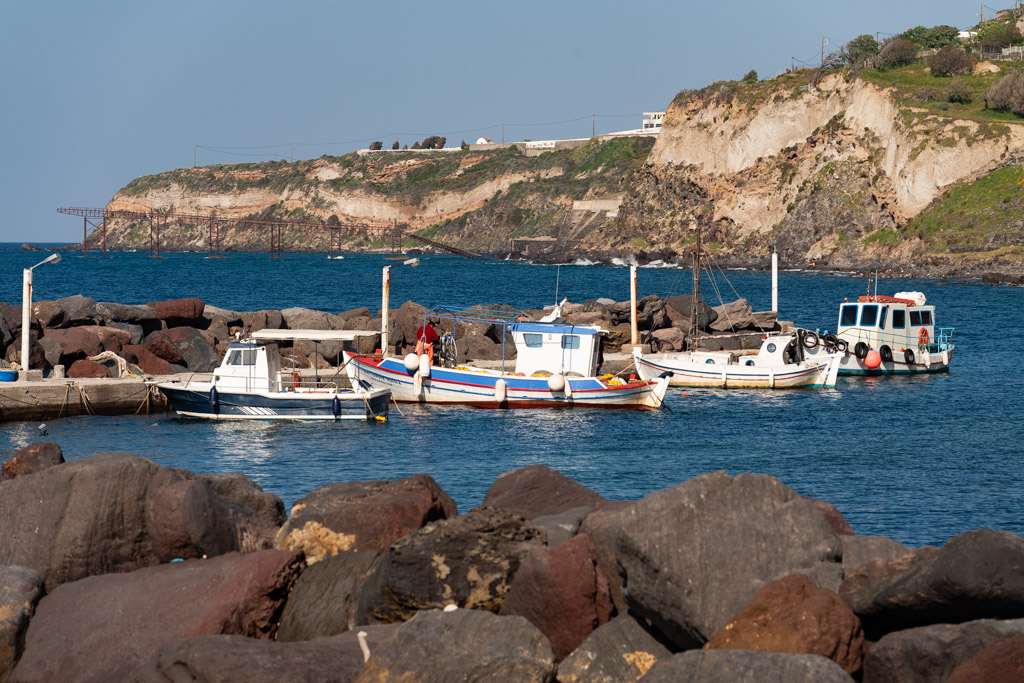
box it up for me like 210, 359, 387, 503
689, 230, 701, 349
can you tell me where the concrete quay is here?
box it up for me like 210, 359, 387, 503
0, 375, 171, 422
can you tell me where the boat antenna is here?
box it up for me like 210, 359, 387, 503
874, 270, 879, 297
554, 265, 560, 307
689, 229, 702, 350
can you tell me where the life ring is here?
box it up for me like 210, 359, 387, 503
904, 348, 915, 365
835, 339, 849, 354
802, 331, 819, 349
918, 329, 929, 347
880, 345, 893, 363
854, 342, 869, 359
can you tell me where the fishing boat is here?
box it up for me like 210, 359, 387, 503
343, 306, 669, 409
629, 236, 842, 389
158, 330, 390, 421
803, 291, 955, 375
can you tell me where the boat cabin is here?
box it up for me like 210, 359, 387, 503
836, 292, 937, 352
213, 340, 281, 392
508, 322, 605, 376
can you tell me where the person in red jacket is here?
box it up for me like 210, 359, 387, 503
415, 322, 440, 361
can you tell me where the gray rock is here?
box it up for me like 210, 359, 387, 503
482, 464, 609, 521
839, 529, 1024, 640
0, 313, 12, 348
533, 506, 590, 548
615, 471, 842, 649
841, 535, 913, 576
557, 613, 671, 682
165, 327, 220, 372
277, 551, 380, 641
197, 472, 285, 527
0, 565, 45, 681
709, 298, 755, 332
239, 309, 284, 332
95, 302, 158, 324
339, 306, 371, 320
105, 322, 144, 345
281, 307, 341, 331
31, 301, 66, 329
355, 608, 556, 683
863, 618, 1024, 683
202, 305, 242, 327
642, 650, 854, 683
664, 294, 717, 329
37, 337, 61, 369
55, 294, 96, 326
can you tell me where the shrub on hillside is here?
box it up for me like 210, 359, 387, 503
879, 37, 918, 68
369, 141, 383, 151
978, 21, 1021, 51
987, 71, 1024, 114
742, 69, 757, 83
902, 25, 959, 50
946, 78, 973, 104
929, 45, 977, 77
421, 135, 446, 149
715, 84, 735, 104
392, 140, 400, 150
843, 34, 880, 64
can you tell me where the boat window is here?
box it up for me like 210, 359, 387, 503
879, 306, 888, 329
859, 305, 878, 327
892, 310, 906, 328
226, 349, 256, 365
910, 311, 922, 326
921, 311, 932, 325
840, 305, 858, 327
561, 335, 580, 350
523, 333, 543, 348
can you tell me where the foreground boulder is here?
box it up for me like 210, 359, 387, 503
948, 633, 1024, 683
481, 464, 610, 520
841, 534, 912, 575
0, 566, 44, 681
277, 550, 380, 641
355, 608, 556, 683
11, 550, 303, 683
125, 627, 399, 683
1, 442, 63, 480
356, 506, 546, 624
615, 471, 843, 649
499, 534, 612, 661
557, 613, 671, 682
275, 476, 457, 562
642, 650, 854, 682
705, 573, 864, 675
862, 617, 1024, 683
839, 529, 1024, 640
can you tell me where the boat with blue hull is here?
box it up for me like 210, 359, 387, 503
158, 330, 390, 421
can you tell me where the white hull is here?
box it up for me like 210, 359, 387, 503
634, 352, 840, 388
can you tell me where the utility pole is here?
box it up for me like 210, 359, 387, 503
193, 145, 196, 168
592, 113, 595, 137
980, 3, 984, 22
290, 144, 293, 162
501, 123, 504, 144
820, 36, 829, 67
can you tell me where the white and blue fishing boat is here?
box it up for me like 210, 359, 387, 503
158, 330, 390, 421
804, 291, 955, 376
344, 306, 669, 409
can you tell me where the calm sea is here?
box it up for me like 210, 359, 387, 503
1, 244, 1020, 547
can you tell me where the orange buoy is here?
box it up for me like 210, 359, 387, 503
864, 349, 882, 369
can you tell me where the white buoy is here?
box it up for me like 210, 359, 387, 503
403, 353, 419, 372
419, 353, 431, 378
413, 371, 422, 396
564, 379, 572, 399
494, 378, 507, 403
547, 373, 565, 392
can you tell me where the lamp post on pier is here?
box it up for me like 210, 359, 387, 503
380, 258, 420, 354
21, 253, 61, 376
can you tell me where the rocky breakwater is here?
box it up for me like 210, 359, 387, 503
3, 449, 1024, 682
0, 292, 779, 420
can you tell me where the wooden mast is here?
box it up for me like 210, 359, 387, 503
689, 230, 701, 349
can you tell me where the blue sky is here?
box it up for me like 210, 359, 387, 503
0, 0, 984, 242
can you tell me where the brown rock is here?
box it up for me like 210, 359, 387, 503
11, 550, 304, 683
146, 297, 205, 326
76, 324, 132, 353
120, 344, 173, 375
482, 464, 610, 520
500, 533, 613, 661
31, 300, 66, 329
705, 573, 864, 675
277, 550, 380, 641
143, 331, 184, 364
67, 359, 111, 378
38, 327, 101, 363
948, 633, 1024, 683
579, 502, 633, 614
1, 441, 64, 480
274, 475, 457, 562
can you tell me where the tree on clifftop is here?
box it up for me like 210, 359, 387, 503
879, 37, 918, 68
842, 34, 879, 64
929, 45, 976, 77
902, 25, 959, 50
392, 140, 400, 150
369, 141, 383, 151
422, 135, 446, 149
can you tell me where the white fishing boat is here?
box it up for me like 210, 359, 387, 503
158, 330, 390, 421
629, 237, 842, 389
803, 291, 955, 375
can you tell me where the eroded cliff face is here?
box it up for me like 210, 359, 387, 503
610, 73, 1024, 273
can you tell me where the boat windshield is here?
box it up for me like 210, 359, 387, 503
226, 349, 257, 366
860, 305, 878, 327
840, 305, 858, 327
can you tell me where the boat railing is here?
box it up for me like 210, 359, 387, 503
279, 375, 342, 392
932, 327, 955, 352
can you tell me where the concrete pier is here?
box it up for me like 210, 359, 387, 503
0, 376, 171, 422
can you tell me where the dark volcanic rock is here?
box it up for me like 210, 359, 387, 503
615, 471, 842, 649
275, 476, 457, 562
579, 502, 634, 614
281, 306, 341, 331
482, 464, 610, 520
277, 550, 380, 641
76, 324, 132, 353
841, 534, 912, 575
557, 613, 672, 682
67, 359, 111, 378
55, 294, 96, 326
393, 300, 429, 348
705, 573, 864, 675
642, 650, 854, 683
664, 294, 717, 329
356, 506, 546, 624
11, 550, 304, 683
803, 495, 855, 535
96, 301, 158, 324
146, 297, 205, 326
165, 326, 220, 371
1, 442, 64, 480
948, 633, 1024, 683
863, 617, 1024, 683
499, 534, 612, 661
456, 333, 504, 362
38, 327, 101, 364
533, 506, 590, 548
125, 627, 400, 683
143, 330, 185, 364
0, 566, 44, 682
105, 321, 144, 345
197, 472, 286, 527
839, 529, 1024, 640
30, 300, 66, 329
355, 608, 556, 683
240, 309, 284, 332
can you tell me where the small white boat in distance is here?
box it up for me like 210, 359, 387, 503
804, 292, 955, 375
158, 329, 390, 421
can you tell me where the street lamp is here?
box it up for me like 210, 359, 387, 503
380, 257, 419, 354
21, 253, 61, 375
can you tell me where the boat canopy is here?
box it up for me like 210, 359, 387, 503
250, 329, 378, 342
510, 322, 602, 336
